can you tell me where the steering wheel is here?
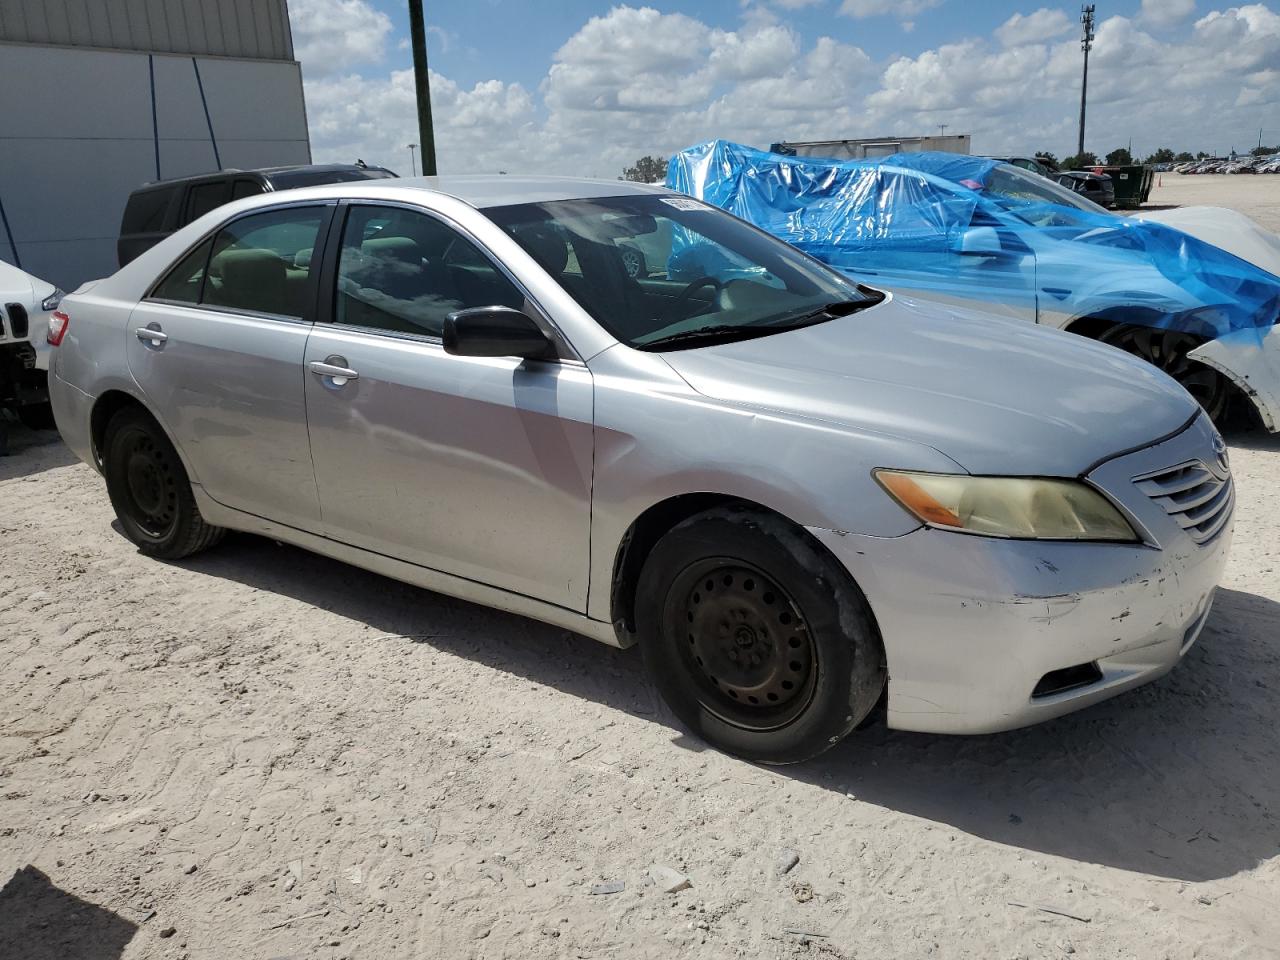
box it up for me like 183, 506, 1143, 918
668, 276, 724, 319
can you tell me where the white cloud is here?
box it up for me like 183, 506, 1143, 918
1139, 0, 1197, 29
290, 0, 392, 77
295, 3, 1280, 177
996, 8, 1074, 47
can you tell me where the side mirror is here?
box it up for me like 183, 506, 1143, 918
956, 226, 1004, 257
443, 306, 556, 360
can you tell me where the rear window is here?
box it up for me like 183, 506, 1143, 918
122, 189, 174, 234
185, 181, 232, 224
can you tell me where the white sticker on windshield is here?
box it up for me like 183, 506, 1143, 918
659, 197, 706, 211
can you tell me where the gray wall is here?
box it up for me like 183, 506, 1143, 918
0, 0, 293, 60
0, 42, 310, 289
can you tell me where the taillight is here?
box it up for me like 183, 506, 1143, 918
48, 310, 70, 346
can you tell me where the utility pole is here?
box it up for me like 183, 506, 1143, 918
938, 123, 948, 136
407, 144, 418, 176
407, 0, 437, 176
1077, 4, 1095, 158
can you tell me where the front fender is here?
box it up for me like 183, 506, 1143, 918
1188, 326, 1280, 431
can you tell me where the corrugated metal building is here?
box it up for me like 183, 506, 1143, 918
0, 0, 311, 288
772, 135, 972, 160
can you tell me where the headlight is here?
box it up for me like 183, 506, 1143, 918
41, 289, 64, 312
874, 470, 1138, 542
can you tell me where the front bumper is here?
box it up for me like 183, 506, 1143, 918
811, 415, 1232, 734
1189, 324, 1280, 432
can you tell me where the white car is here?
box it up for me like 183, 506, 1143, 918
1, 258, 62, 434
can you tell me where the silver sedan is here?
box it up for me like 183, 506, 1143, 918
47, 177, 1231, 762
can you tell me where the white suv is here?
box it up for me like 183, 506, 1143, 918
1, 258, 62, 439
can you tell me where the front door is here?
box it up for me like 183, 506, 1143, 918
126, 203, 331, 530
302, 203, 594, 610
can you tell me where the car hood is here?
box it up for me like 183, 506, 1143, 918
0, 258, 37, 303
660, 294, 1199, 476
1135, 206, 1280, 279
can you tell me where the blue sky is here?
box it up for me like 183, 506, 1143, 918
289, 1, 1279, 176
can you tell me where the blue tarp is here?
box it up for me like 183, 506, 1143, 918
666, 139, 1280, 343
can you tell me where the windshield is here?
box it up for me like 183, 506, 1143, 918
980, 164, 1110, 225
483, 194, 877, 350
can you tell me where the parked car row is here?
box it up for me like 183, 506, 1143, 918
1175, 156, 1280, 174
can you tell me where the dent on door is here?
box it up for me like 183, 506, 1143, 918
302, 329, 595, 610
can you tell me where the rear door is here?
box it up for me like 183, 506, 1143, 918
127, 203, 333, 530
301, 202, 594, 610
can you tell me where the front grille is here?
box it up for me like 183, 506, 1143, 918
1134, 459, 1234, 544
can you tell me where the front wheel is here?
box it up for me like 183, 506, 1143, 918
102, 408, 225, 559
1099, 324, 1232, 423
635, 507, 885, 764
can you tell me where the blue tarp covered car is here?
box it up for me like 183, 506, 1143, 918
667, 140, 1280, 429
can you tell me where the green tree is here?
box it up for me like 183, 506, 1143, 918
1145, 147, 1176, 164
1034, 151, 1058, 168
1195, 151, 1210, 159
1105, 147, 1133, 165
1060, 151, 1099, 170
622, 156, 668, 183
1251, 144, 1278, 156
1174, 151, 1195, 161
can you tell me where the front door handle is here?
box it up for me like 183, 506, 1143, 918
309, 358, 359, 385
135, 324, 168, 345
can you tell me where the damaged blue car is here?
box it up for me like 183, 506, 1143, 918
668, 140, 1280, 429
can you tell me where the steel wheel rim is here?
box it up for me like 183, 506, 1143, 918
668, 559, 818, 731
120, 431, 178, 540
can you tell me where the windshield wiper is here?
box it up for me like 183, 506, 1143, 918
637, 298, 881, 352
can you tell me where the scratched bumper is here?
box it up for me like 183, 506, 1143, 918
809, 414, 1232, 735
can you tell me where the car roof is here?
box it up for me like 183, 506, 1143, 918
272, 175, 672, 209
133, 163, 392, 193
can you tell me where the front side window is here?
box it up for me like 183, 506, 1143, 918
203, 207, 325, 317
484, 195, 877, 350
334, 205, 523, 338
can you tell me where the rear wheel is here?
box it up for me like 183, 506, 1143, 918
102, 408, 224, 559
1099, 324, 1232, 423
636, 506, 885, 764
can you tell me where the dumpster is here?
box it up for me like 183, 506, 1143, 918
1088, 164, 1153, 208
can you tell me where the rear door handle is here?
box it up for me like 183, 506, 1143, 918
309, 359, 359, 384
135, 325, 168, 345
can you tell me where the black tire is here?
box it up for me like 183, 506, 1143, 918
619, 245, 646, 279
102, 407, 225, 559
1099, 324, 1232, 424
635, 506, 885, 764
17, 402, 55, 430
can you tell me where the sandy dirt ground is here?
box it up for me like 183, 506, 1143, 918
3, 176, 1280, 960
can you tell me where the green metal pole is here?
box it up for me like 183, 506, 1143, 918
407, 0, 437, 176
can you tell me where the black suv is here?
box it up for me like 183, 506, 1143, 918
117, 163, 397, 267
